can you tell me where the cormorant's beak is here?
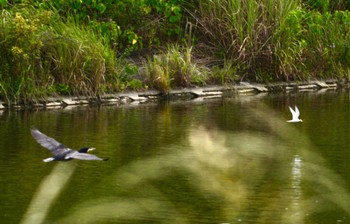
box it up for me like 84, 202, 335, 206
87, 147, 96, 152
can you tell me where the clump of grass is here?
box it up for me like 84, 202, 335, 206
144, 55, 171, 94
143, 45, 209, 94
211, 61, 241, 85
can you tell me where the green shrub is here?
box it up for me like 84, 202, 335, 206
104, 0, 184, 45
0, 6, 123, 103
35, 0, 185, 51
0, 7, 55, 103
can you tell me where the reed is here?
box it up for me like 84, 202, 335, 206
192, 0, 301, 81
191, 0, 350, 81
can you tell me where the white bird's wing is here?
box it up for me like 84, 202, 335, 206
289, 106, 296, 117
294, 106, 300, 118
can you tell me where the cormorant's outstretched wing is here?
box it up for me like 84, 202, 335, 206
30, 128, 70, 156
67, 151, 108, 161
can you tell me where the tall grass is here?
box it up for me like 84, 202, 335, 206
191, 0, 299, 78
274, 9, 350, 80
304, 11, 350, 78
191, 0, 350, 81
41, 19, 118, 96
192, 0, 300, 81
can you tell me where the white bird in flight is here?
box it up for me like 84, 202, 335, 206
287, 106, 303, 122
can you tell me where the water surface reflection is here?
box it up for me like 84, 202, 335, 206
0, 90, 349, 224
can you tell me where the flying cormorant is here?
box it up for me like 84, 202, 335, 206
30, 128, 108, 162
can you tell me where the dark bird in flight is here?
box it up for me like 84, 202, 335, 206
30, 128, 109, 162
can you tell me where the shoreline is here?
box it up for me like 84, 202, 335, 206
0, 79, 343, 110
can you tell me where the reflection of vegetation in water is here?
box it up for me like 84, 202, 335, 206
22, 108, 350, 223
20, 163, 77, 224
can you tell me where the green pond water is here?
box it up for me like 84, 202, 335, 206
1, 90, 350, 224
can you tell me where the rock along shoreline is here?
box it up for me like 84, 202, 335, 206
0, 79, 343, 110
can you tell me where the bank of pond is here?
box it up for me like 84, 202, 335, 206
0, 79, 343, 110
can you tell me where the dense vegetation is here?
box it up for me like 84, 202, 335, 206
1, 0, 350, 103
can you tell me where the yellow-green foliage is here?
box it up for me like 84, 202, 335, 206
0, 8, 54, 103
0, 7, 121, 103
145, 56, 171, 94
144, 45, 209, 93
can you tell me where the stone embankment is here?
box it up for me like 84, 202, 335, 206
0, 80, 341, 109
